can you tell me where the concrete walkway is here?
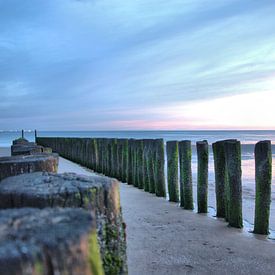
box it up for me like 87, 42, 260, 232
120, 183, 275, 275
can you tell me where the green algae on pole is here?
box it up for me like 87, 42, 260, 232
121, 139, 129, 183
136, 140, 145, 189
212, 140, 227, 218
196, 140, 208, 213
224, 140, 243, 228
155, 139, 166, 197
254, 140, 272, 235
167, 141, 179, 202
143, 140, 153, 192
0, 172, 127, 275
128, 139, 134, 185
179, 140, 194, 210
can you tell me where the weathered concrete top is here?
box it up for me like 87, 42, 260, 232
0, 207, 103, 275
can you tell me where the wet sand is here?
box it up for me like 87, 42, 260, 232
121, 183, 275, 275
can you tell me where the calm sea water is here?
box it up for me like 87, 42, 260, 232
1, 130, 275, 146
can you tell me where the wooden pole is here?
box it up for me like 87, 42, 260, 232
224, 140, 243, 228
196, 140, 208, 213
155, 139, 166, 197
179, 140, 194, 210
254, 140, 272, 234
167, 141, 179, 202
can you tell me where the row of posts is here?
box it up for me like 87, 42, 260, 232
166, 139, 272, 235
37, 137, 272, 235
36, 137, 166, 197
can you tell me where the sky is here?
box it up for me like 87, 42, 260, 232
1, 0, 275, 130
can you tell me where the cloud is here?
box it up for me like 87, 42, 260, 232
0, 0, 275, 129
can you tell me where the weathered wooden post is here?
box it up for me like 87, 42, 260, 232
116, 138, 128, 182
155, 139, 166, 197
137, 140, 144, 189
0, 208, 104, 275
110, 138, 117, 178
224, 140, 243, 228
212, 140, 227, 218
0, 172, 127, 274
92, 138, 99, 171
196, 140, 208, 213
179, 140, 194, 210
167, 141, 179, 202
254, 140, 272, 234
127, 139, 134, 184
133, 140, 139, 187
142, 140, 151, 192
121, 139, 129, 183
21, 129, 24, 138
34, 129, 37, 142
148, 141, 156, 194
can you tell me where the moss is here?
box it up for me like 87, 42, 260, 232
167, 141, 179, 202
155, 139, 166, 197
88, 231, 104, 275
212, 141, 226, 218
33, 261, 43, 275
101, 224, 124, 275
224, 140, 243, 228
254, 141, 272, 235
179, 140, 194, 210
103, 251, 123, 275
196, 141, 208, 213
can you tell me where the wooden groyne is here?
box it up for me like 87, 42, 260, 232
37, 137, 273, 235
37, 137, 166, 198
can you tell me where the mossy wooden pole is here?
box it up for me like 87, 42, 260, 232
143, 140, 151, 192
179, 140, 193, 210
121, 139, 129, 183
137, 140, 144, 189
128, 139, 134, 185
98, 138, 104, 174
196, 141, 208, 213
254, 140, 272, 235
167, 141, 179, 202
110, 139, 117, 178
133, 140, 139, 187
224, 140, 243, 228
212, 140, 227, 218
155, 139, 166, 197
148, 141, 156, 194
